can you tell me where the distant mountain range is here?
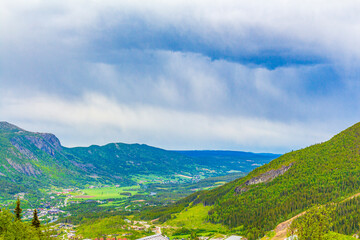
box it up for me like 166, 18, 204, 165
176, 150, 279, 173
0, 121, 280, 199
146, 122, 360, 239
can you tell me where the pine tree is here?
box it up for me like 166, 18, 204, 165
31, 209, 41, 228
14, 197, 22, 221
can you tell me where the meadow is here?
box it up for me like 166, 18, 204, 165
71, 185, 142, 200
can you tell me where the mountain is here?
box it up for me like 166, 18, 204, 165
147, 122, 360, 239
0, 122, 278, 200
176, 150, 280, 173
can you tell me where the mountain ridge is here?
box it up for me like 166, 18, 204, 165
0, 122, 278, 201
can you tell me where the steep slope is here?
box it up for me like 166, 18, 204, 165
0, 122, 89, 198
157, 122, 360, 239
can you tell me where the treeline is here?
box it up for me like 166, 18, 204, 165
331, 196, 360, 235
0, 198, 50, 239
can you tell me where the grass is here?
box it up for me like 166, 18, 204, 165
71, 186, 142, 200
165, 204, 228, 233
99, 199, 128, 207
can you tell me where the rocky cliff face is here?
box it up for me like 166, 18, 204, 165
10, 137, 38, 160
38, 133, 62, 151
25, 133, 62, 156
10, 133, 62, 157
6, 158, 42, 176
235, 163, 294, 194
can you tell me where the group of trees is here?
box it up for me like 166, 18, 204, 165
288, 206, 334, 240
0, 198, 48, 239
330, 196, 360, 235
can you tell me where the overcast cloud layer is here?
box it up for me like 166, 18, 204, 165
1, 0, 360, 153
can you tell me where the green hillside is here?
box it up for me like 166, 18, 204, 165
150, 122, 360, 239
66, 143, 201, 178
0, 122, 278, 202
0, 122, 203, 196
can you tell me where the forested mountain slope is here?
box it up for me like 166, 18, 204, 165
152, 122, 360, 239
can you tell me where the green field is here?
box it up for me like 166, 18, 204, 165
165, 204, 228, 233
71, 186, 142, 200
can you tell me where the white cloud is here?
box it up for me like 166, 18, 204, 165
1, 0, 360, 152
0, 92, 336, 152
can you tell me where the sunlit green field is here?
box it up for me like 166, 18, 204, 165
165, 204, 228, 233
71, 185, 142, 200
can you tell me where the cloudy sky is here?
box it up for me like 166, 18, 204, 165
1, 0, 360, 153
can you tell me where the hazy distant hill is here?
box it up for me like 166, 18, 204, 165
176, 150, 280, 173
0, 122, 278, 200
148, 122, 360, 239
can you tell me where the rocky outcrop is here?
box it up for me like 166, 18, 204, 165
70, 161, 96, 172
235, 163, 294, 194
10, 138, 38, 160
6, 158, 42, 177
25, 133, 62, 156
10, 132, 62, 158
39, 133, 62, 151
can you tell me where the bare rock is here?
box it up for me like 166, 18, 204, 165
70, 160, 96, 172
235, 163, 294, 194
6, 158, 42, 177
25, 133, 62, 156
10, 138, 38, 160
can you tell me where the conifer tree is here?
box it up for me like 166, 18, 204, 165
14, 197, 22, 221
31, 209, 41, 228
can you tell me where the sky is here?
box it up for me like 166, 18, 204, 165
1, 0, 360, 153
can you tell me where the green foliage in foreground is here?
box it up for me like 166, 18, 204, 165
0, 209, 50, 239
